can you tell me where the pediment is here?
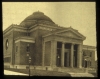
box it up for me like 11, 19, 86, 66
42, 27, 86, 40
55, 29, 86, 40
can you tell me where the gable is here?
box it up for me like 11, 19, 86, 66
42, 27, 86, 40
56, 30, 84, 39
58, 31, 81, 38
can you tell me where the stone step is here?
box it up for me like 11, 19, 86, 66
69, 73, 94, 77
57, 68, 85, 73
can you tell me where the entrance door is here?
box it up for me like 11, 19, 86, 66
84, 61, 88, 68
64, 52, 67, 67
56, 49, 61, 67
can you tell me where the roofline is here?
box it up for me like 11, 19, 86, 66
3, 24, 27, 35
42, 27, 86, 40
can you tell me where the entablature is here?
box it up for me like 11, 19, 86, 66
14, 36, 35, 43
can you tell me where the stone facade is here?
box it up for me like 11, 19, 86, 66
3, 11, 96, 71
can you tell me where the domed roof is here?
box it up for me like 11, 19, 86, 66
20, 11, 55, 28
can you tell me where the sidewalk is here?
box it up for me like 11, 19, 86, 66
4, 70, 29, 76
68, 72, 95, 77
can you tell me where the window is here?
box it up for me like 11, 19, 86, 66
5, 39, 9, 50
4, 57, 10, 62
90, 61, 91, 66
90, 52, 92, 57
26, 44, 30, 52
16, 46, 18, 52
83, 51, 86, 56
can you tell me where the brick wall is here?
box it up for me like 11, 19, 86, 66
15, 42, 20, 65
82, 49, 95, 68
44, 41, 51, 66
3, 31, 13, 64
30, 30, 38, 65
20, 41, 35, 65
30, 28, 51, 66
91, 51, 95, 68
14, 31, 27, 38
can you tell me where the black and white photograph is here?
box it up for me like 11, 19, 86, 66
3, 2, 97, 77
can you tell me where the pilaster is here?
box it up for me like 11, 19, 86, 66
51, 40, 57, 67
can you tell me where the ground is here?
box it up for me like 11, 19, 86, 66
4, 68, 71, 76
4, 68, 97, 77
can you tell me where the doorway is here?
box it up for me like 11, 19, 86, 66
84, 60, 88, 68
56, 42, 62, 67
64, 52, 69, 67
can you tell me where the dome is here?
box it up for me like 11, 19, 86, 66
20, 11, 55, 28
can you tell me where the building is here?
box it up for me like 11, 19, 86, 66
3, 11, 96, 71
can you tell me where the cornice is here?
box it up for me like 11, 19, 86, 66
54, 34, 83, 40
3, 24, 13, 35
83, 45, 96, 49
82, 48, 95, 50
3, 24, 27, 36
15, 36, 35, 43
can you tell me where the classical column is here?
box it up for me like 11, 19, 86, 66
70, 43, 74, 68
77, 44, 82, 68
51, 40, 57, 67
61, 42, 65, 67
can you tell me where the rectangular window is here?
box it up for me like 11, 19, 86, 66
90, 52, 92, 57
90, 61, 91, 66
83, 51, 86, 56
4, 57, 11, 62
27, 46, 30, 52
16, 46, 18, 52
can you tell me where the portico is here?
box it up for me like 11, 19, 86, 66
42, 27, 85, 69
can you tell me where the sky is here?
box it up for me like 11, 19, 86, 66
2, 2, 97, 60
